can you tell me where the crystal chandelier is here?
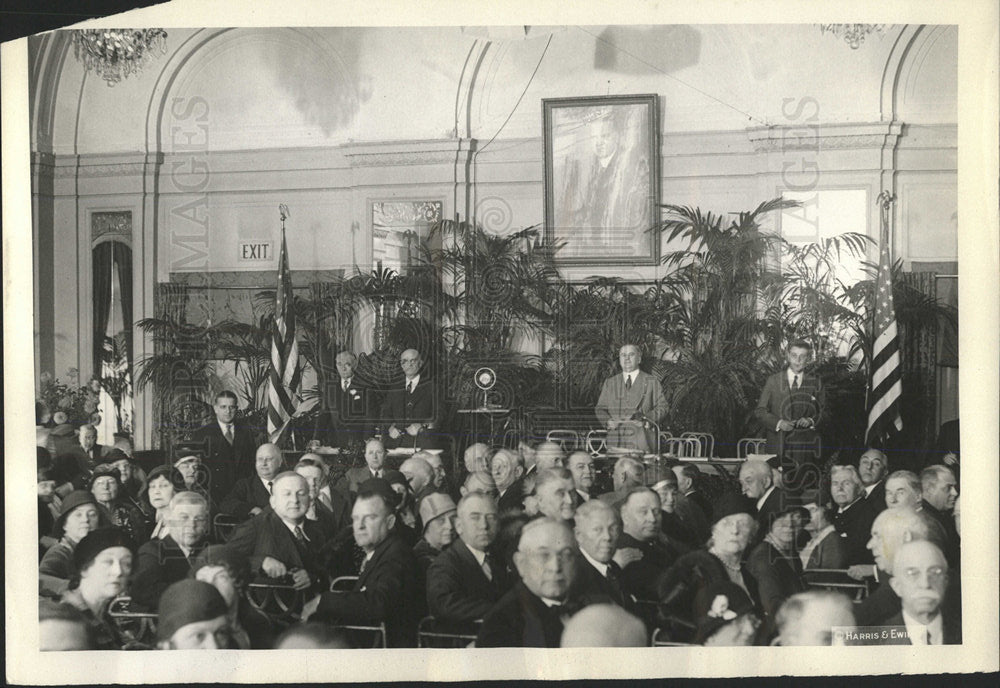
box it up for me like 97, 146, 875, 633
72, 29, 168, 86
818, 24, 887, 50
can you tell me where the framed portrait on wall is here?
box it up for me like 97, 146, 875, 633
543, 94, 660, 265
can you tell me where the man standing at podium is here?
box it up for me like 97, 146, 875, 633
754, 340, 825, 468
594, 344, 667, 454
380, 348, 440, 450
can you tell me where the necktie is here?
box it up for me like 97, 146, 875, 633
293, 525, 307, 544
481, 556, 493, 581
793, 375, 800, 389
407, 380, 414, 394
343, 380, 349, 391
606, 560, 621, 581
224, 425, 234, 445
268, 481, 273, 494
625, 375, 632, 390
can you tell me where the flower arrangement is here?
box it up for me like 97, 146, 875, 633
37, 369, 103, 427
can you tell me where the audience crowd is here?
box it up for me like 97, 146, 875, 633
35, 348, 962, 651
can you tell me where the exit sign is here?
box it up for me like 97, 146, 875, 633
238, 240, 274, 262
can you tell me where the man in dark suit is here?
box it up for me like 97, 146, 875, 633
303, 484, 424, 647
571, 499, 633, 612
830, 465, 876, 566
614, 487, 680, 601
858, 448, 889, 515
884, 540, 960, 644
131, 491, 211, 611
673, 463, 713, 522
567, 451, 596, 507
855, 506, 948, 626
594, 344, 667, 453
919, 465, 960, 568
379, 348, 440, 450
753, 340, 825, 466
226, 472, 327, 594
427, 492, 507, 623
77, 424, 114, 468
491, 448, 526, 515
739, 459, 781, 545
219, 443, 284, 521
313, 351, 375, 449
190, 390, 259, 504
477, 518, 580, 647
342, 438, 389, 494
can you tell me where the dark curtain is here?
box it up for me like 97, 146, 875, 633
114, 244, 134, 365
92, 242, 115, 378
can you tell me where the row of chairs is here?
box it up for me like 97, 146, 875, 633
543, 428, 720, 459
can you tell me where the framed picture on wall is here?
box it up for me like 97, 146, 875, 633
543, 94, 660, 265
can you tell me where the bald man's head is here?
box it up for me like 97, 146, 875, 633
561, 604, 646, 647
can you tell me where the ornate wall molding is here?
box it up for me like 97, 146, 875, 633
745, 122, 904, 154
91, 210, 133, 244
342, 139, 476, 168
167, 269, 345, 289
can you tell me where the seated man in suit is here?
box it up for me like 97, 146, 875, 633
464, 443, 493, 475
190, 390, 259, 504
461, 470, 499, 500
567, 451, 595, 506
776, 590, 856, 646
885, 540, 960, 644
294, 459, 349, 539
799, 491, 847, 571
380, 348, 440, 450
491, 448, 526, 515
226, 472, 327, 594
132, 491, 212, 611
77, 424, 114, 469
858, 448, 889, 515
594, 344, 668, 453
830, 464, 876, 566
220, 443, 284, 521
423, 451, 449, 492
673, 464, 714, 522
296, 453, 351, 535
343, 438, 388, 494
427, 492, 506, 624
571, 499, 633, 613
598, 457, 644, 505
615, 487, 680, 601
855, 506, 949, 626
303, 483, 423, 647
739, 459, 781, 545
919, 464, 960, 568
653, 471, 709, 549
753, 339, 825, 466
534, 467, 577, 523
477, 518, 581, 648
400, 455, 437, 504
313, 351, 374, 449
884, 470, 923, 510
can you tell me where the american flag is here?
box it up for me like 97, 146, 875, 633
267, 207, 300, 442
866, 193, 903, 445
